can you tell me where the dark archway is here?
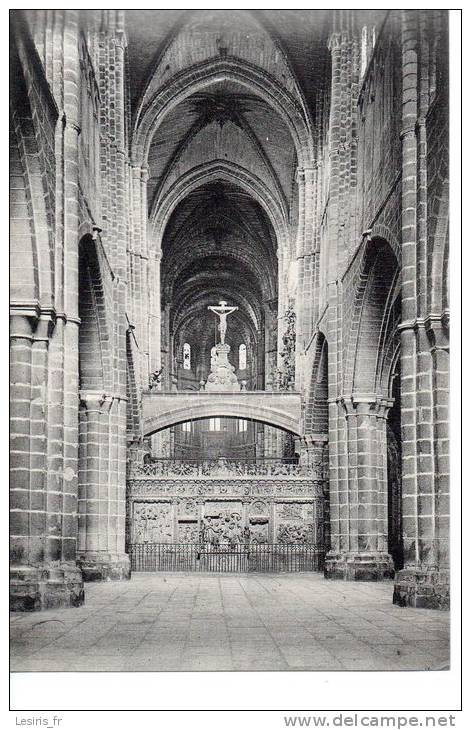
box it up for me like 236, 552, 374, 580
387, 359, 403, 570
305, 333, 330, 551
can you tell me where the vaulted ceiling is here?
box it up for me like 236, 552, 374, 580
125, 10, 332, 113
125, 10, 387, 114
124, 9, 386, 377
146, 81, 296, 215
161, 181, 278, 345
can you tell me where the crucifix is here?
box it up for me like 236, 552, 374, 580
207, 300, 238, 345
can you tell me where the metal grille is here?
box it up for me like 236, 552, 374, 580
130, 543, 324, 573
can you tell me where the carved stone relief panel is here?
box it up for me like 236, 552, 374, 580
248, 500, 270, 543
202, 501, 243, 546
177, 521, 200, 543
133, 501, 174, 543
177, 498, 198, 517
130, 492, 322, 547
275, 502, 315, 544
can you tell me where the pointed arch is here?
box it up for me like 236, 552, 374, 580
151, 160, 289, 248
305, 332, 329, 435
10, 15, 58, 310
132, 57, 313, 168
78, 235, 113, 394
126, 329, 142, 442
343, 238, 400, 397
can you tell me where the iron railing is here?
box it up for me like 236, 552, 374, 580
130, 543, 324, 573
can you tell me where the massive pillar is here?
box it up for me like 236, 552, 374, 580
10, 312, 83, 609
295, 166, 318, 384
325, 396, 394, 580
10, 10, 88, 610
77, 393, 130, 580
393, 316, 449, 608
74, 11, 131, 581
392, 11, 449, 609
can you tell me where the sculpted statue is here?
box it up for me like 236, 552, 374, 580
207, 300, 238, 345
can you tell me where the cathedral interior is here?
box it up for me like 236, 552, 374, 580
9, 9, 449, 613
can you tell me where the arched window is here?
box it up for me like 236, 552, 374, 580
238, 419, 247, 433
182, 421, 191, 433
183, 343, 191, 370
238, 343, 247, 371
209, 417, 221, 431
360, 25, 376, 77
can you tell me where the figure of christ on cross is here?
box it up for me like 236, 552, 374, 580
207, 300, 238, 345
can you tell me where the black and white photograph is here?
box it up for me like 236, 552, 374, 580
8, 4, 462, 721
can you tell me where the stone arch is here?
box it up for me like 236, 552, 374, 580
126, 330, 141, 442
386, 354, 403, 570
428, 189, 449, 314
368, 223, 401, 264
143, 398, 301, 437
78, 235, 112, 394
344, 238, 400, 396
135, 9, 313, 133
305, 332, 329, 435
132, 57, 313, 168
377, 290, 401, 398
10, 20, 57, 311
9, 118, 39, 305
151, 160, 288, 248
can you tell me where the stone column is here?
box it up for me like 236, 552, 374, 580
264, 298, 278, 390
325, 396, 394, 580
295, 166, 318, 387
255, 424, 265, 459
10, 10, 86, 610
391, 11, 450, 609
77, 392, 130, 580
161, 303, 171, 390
296, 434, 327, 473
130, 163, 150, 385
148, 248, 162, 381
393, 319, 449, 608
10, 311, 84, 610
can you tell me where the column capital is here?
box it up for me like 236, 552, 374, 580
79, 391, 114, 411
296, 165, 317, 183
33, 312, 56, 342
338, 394, 394, 417
328, 31, 343, 52
424, 313, 449, 352
296, 434, 328, 450
10, 306, 40, 339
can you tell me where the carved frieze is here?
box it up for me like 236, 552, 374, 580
130, 459, 318, 478
128, 478, 323, 500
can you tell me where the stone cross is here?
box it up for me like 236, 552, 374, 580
207, 300, 238, 345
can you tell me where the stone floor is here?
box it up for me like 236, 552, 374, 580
10, 573, 450, 672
